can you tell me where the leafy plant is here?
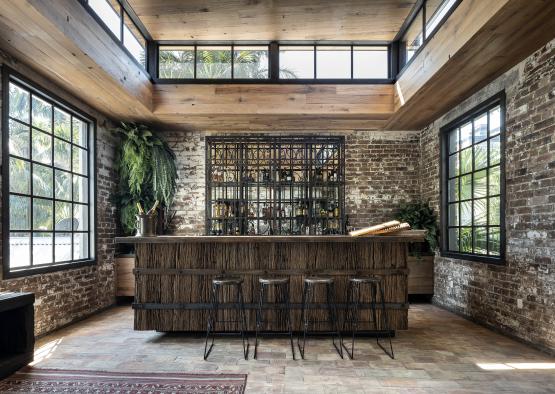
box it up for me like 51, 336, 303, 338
396, 201, 438, 255
112, 123, 177, 234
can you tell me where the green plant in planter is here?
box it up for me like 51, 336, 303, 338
396, 200, 438, 256
112, 123, 178, 234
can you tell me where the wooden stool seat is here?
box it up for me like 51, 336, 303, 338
212, 276, 243, 285
305, 276, 334, 284
349, 276, 380, 283
259, 277, 289, 285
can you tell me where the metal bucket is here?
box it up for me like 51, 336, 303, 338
135, 214, 157, 237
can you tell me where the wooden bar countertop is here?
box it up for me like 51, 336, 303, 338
115, 229, 426, 244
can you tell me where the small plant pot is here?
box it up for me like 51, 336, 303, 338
135, 214, 157, 237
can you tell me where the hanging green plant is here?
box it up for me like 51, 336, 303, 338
111, 122, 178, 234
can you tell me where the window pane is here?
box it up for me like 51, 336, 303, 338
473, 169, 487, 198
448, 128, 459, 153
473, 113, 488, 143
402, 8, 423, 63
9, 119, 30, 158
448, 202, 458, 226
196, 46, 232, 79
74, 233, 89, 260
9, 157, 30, 194
33, 198, 53, 230
73, 175, 88, 203
10, 232, 30, 268
9, 83, 30, 123
489, 106, 501, 136
460, 174, 471, 200
74, 204, 89, 231
488, 227, 500, 255
448, 227, 459, 251
460, 147, 472, 174
55, 201, 73, 231
490, 135, 501, 165
353, 46, 388, 79
460, 227, 472, 253
54, 108, 71, 140
55, 170, 72, 201
448, 153, 459, 177
10, 195, 31, 231
159, 46, 194, 79
55, 233, 72, 263
32, 96, 52, 132
72, 118, 88, 148
123, 12, 146, 66
473, 227, 487, 255
32, 129, 52, 165
489, 197, 500, 225
233, 46, 268, 79
73, 146, 88, 175
474, 198, 487, 225
474, 140, 488, 170
32, 163, 53, 198
316, 46, 350, 79
448, 178, 458, 202
279, 46, 314, 79
488, 165, 500, 195
54, 138, 71, 171
460, 122, 472, 149
89, 0, 121, 39
426, 0, 457, 36
33, 232, 53, 265
461, 200, 472, 226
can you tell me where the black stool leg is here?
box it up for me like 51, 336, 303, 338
376, 281, 394, 359
284, 281, 296, 360
297, 282, 312, 360
254, 283, 266, 360
325, 282, 343, 359
204, 283, 220, 360
342, 281, 361, 359
237, 283, 250, 360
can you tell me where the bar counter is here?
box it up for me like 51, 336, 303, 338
115, 231, 426, 332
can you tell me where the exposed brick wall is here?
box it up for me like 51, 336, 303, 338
0, 53, 118, 336
163, 131, 421, 234
420, 39, 555, 352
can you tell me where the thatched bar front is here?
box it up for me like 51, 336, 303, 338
115, 232, 426, 332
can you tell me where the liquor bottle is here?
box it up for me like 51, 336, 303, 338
334, 205, 340, 218
327, 205, 334, 218
344, 215, 352, 234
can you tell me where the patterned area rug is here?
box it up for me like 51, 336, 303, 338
0, 368, 247, 393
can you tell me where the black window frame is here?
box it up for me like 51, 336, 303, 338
154, 41, 394, 84
440, 91, 506, 265
79, 0, 151, 73
2, 66, 97, 279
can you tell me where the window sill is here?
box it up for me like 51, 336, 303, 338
2, 259, 97, 280
439, 251, 504, 265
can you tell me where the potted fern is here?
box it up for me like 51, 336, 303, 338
396, 201, 438, 296
112, 123, 178, 236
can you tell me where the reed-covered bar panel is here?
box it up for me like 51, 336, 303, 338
115, 233, 425, 332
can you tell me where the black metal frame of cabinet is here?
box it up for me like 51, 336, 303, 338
205, 136, 345, 236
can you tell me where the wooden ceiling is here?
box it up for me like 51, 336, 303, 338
126, 0, 417, 41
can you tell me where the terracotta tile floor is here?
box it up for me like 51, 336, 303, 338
32, 304, 555, 393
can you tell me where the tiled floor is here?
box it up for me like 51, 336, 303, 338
31, 304, 555, 393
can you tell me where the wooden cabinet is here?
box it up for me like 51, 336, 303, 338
407, 255, 434, 295
115, 255, 135, 297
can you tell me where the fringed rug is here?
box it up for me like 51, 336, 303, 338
0, 368, 247, 393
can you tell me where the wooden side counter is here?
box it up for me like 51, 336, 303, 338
115, 232, 426, 332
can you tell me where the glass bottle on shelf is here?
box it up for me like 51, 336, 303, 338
334, 204, 340, 218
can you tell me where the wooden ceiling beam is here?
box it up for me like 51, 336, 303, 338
386, 0, 555, 130
0, 0, 153, 123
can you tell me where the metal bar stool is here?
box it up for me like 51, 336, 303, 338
297, 276, 343, 359
204, 276, 249, 360
342, 276, 394, 359
254, 276, 295, 360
